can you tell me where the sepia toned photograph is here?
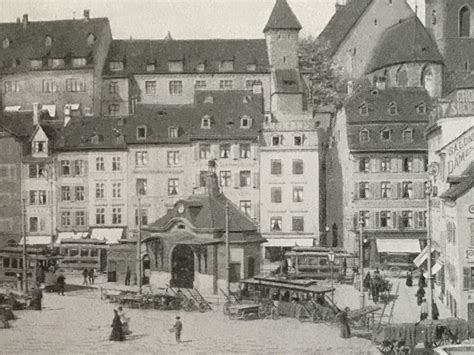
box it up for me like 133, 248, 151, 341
0, 0, 473, 354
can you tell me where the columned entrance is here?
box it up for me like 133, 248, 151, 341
171, 245, 195, 288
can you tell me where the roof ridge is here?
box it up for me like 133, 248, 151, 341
112, 38, 265, 43
0, 17, 108, 25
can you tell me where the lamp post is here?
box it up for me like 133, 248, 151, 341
21, 198, 28, 293
137, 194, 143, 295
328, 249, 335, 301
225, 202, 230, 295
359, 219, 365, 308
325, 225, 330, 247
425, 179, 433, 319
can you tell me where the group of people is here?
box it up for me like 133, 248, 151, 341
363, 268, 384, 303
109, 306, 132, 341
410, 269, 440, 321
82, 268, 96, 285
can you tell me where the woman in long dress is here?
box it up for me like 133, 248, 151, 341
118, 306, 131, 335
109, 309, 124, 341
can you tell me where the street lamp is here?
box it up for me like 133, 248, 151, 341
425, 178, 434, 319
325, 226, 330, 247
359, 219, 365, 308
328, 249, 335, 301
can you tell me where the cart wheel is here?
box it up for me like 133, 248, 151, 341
258, 305, 267, 319
184, 300, 195, 312
433, 329, 450, 347
377, 341, 394, 354
198, 303, 207, 313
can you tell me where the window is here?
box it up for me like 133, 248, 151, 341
240, 201, 251, 216
75, 186, 85, 201
95, 183, 105, 199
145, 81, 156, 94
2, 37, 9, 49
271, 160, 282, 175
219, 60, 234, 72
135, 151, 148, 166
358, 129, 369, 142
241, 116, 252, 128
272, 135, 281, 146
87, 33, 96, 45
401, 211, 413, 228
359, 182, 370, 199
96, 208, 105, 225
112, 208, 122, 225
403, 157, 413, 172
96, 157, 104, 171
33, 141, 46, 153
245, 80, 256, 90
109, 81, 119, 94
380, 211, 392, 228
388, 103, 398, 115
220, 171, 231, 187
30, 59, 43, 69
112, 183, 121, 198
416, 211, 427, 228
61, 212, 71, 227
240, 144, 251, 159
381, 182, 392, 198
146, 63, 155, 72
42, 79, 58, 93
380, 157, 391, 172
270, 217, 282, 231
359, 103, 368, 115
4, 81, 21, 93
109, 157, 120, 172
66, 78, 85, 92
460, 6, 471, 37
402, 181, 413, 198
359, 211, 370, 228
29, 217, 38, 232
403, 129, 413, 142
199, 144, 211, 159
168, 179, 179, 195
61, 160, 70, 176
240, 171, 251, 187
292, 135, 303, 146
168, 60, 183, 72
48, 58, 64, 68
136, 179, 147, 195
292, 217, 304, 232
381, 129, 391, 141
135, 209, 148, 226
219, 80, 234, 90
293, 187, 303, 202
201, 116, 211, 129
396, 65, 408, 87
167, 151, 180, 166
74, 160, 84, 176
38, 191, 47, 205
72, 57, 87, 68
108, 104, 120, 116
271, 187, 282, 203
168, 127, 178, 138
109, 61, 124, 71
220, 144, 231, 159
29, 191, 38, 205
169, 80, 183, 95
195, 80, 207, 90
292, 160, 304, 175
61, 186, 71, 201
359, 158, 370, 172
196, 63, 205, 72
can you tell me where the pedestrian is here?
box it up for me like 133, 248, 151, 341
374, 268, 380, 276
172, 316, 183, 343
82, 268, 89, 285
342, 258, 347, 277
118, 306, 131, 335
109, 309, 125, 341
336, 307, 351, 338
415, 285, 425, 306
420, 298, 428, 321
363, 272, 371, 290
125, 266, 131, 286
29, 282, 43, 311
406, 269, 413, 287
419, 269, 426, 288
432, 301, 440, 320
56, 273, 66, 296
88, 268, 95, 285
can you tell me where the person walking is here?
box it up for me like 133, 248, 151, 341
88, 268, 95, 285
432, 301, 440, 320
406, 269, 413, 287
29, 283, 43, 311
82, 268, 89, 286
415, 285, 425, 306
56, 273, 66, 296
420, 299, 428, 321
418, 269, 426, 288
173, 316, 183, 343
125, 267, 131, 286
109, 309, 125, 341
118, 306, 131, 335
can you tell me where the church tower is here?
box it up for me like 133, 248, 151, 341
264, 0, 302, 70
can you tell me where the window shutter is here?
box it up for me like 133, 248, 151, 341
414, 182, 424, 199
375, 212, 380, 228
414, 211, 418, 229
234, 173, 240, 188
353, 213, 358, 229
253, 172, 259, 188
463, 268, 470, 290
371, 182, 380, 199
353, 158, 359, 173
396, 182, 402, 199
392, 157, 400, 172
251, 145, 258, 160
253, 202, 260, 221
211, 145, 219, 159
354, 183, 359, 200
83, 160, 88, 175
398, 212, 403, 229
193, 145, 200, 161
392, 212, 397, 229
373, 158, 380, 173
71, 161, 77, 177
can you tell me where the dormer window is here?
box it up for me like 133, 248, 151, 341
146, 63, 156, 72
168, 126, 178, 138
196, 63, 205, 72
72, 58, 87, 68
294, 135, 303, 146
168, 60, 183, 72
219, 60, 234, 72
201, 115, 212, 129
417, 102, 428, 114
45, 36, 53, 47
109, 61, 124, 72
90, 134, 104, 144
247, 63, 257, 72
203, 95, 214, 104
30, 59, 43, 69
360, 129, 370, 142
240, 115, 252, 129
48, 58, 65, 68
3, 37, 10, 49
380, 128, 391, 141
87, 33, 96, 46
136, 125, 147, 139
33, 141, 47, 154
272, 135, 282, 146
388, 102, 398, 115
359, 102, 369, 115
402, 128, 413, 142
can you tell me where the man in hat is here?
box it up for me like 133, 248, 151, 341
173, 316, 183, 343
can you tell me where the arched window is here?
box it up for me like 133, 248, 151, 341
396, 65, 408, 87
2, 37, 10, 49
87, 33, 96, 46
460, 6, 471, 37
421, 65, 435, 96
45, 35, 53, 47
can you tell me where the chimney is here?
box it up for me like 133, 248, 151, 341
32, 103, 40, 125
83, 9, 90, 20
22, 14, 28, 29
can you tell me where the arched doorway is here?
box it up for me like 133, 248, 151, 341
171, 245, 194, 288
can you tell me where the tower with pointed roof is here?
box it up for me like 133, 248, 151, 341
264, 0, 302, 70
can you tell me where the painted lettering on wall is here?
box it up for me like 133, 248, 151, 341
445, 129, 474, 176
439, 90, 474, 117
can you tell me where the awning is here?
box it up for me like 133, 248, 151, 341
413, 245, 435, 267
18, 236, 52, 246
55, 231, 89, 244
90, 228, 124, 244
263, 238, 314, 248
42, 105, 56, 117
376, 238, 421, 254
4, 106, 21, 112
432, 260, 444, 275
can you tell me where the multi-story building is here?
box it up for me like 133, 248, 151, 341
0, 11, 112, 119
326, 86, 431, 267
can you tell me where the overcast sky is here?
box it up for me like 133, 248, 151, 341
0, 0, 424, 40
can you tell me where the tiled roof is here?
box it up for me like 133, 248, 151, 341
103, 39, 269, 77
0, 18, 110, 74
0, 111, 36, 137
273, 69, 304, 94
263, 0, 302, 32
367, 16, 443, 73
317, 0, 373, 56
440, 163, 474, 201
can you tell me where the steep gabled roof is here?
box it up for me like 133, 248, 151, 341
263, 0, 302, 32
367, 16, 443, 73
317, 0, 373, 56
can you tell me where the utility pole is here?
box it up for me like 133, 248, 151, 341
225, 202, 230, 295
359, 219, 365, 308
426, 180, 433, 319
137, 195, 143, 294
21, 198, 28, 293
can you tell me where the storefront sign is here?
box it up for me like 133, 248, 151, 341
445, 128, 474, 176
439, 90, 474, 117
466, 249, 474, 263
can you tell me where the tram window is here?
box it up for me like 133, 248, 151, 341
319, 258, 328, 266
90, 249, 98, 257
3, 258, 10, 268
70, 249, 79, 257
80, 249, 89, 257
11, 258, 18, 268
19, 259, 23, 269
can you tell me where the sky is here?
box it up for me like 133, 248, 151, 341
0, 0, 424, 40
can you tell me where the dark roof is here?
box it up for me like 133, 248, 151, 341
445, 72, 474, 93
263, 0, 302, 32
0, 111, 36, 137
273, 69, 304, 94
440, 163, 474, 201
103, 39, 269, 77
317, 0, 373, 56
0, 18, 110, 74
367, 16, 443, 73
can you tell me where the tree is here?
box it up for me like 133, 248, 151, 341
298, 36, 346, 110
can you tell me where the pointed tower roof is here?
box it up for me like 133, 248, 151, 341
264, 0, 302, 32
